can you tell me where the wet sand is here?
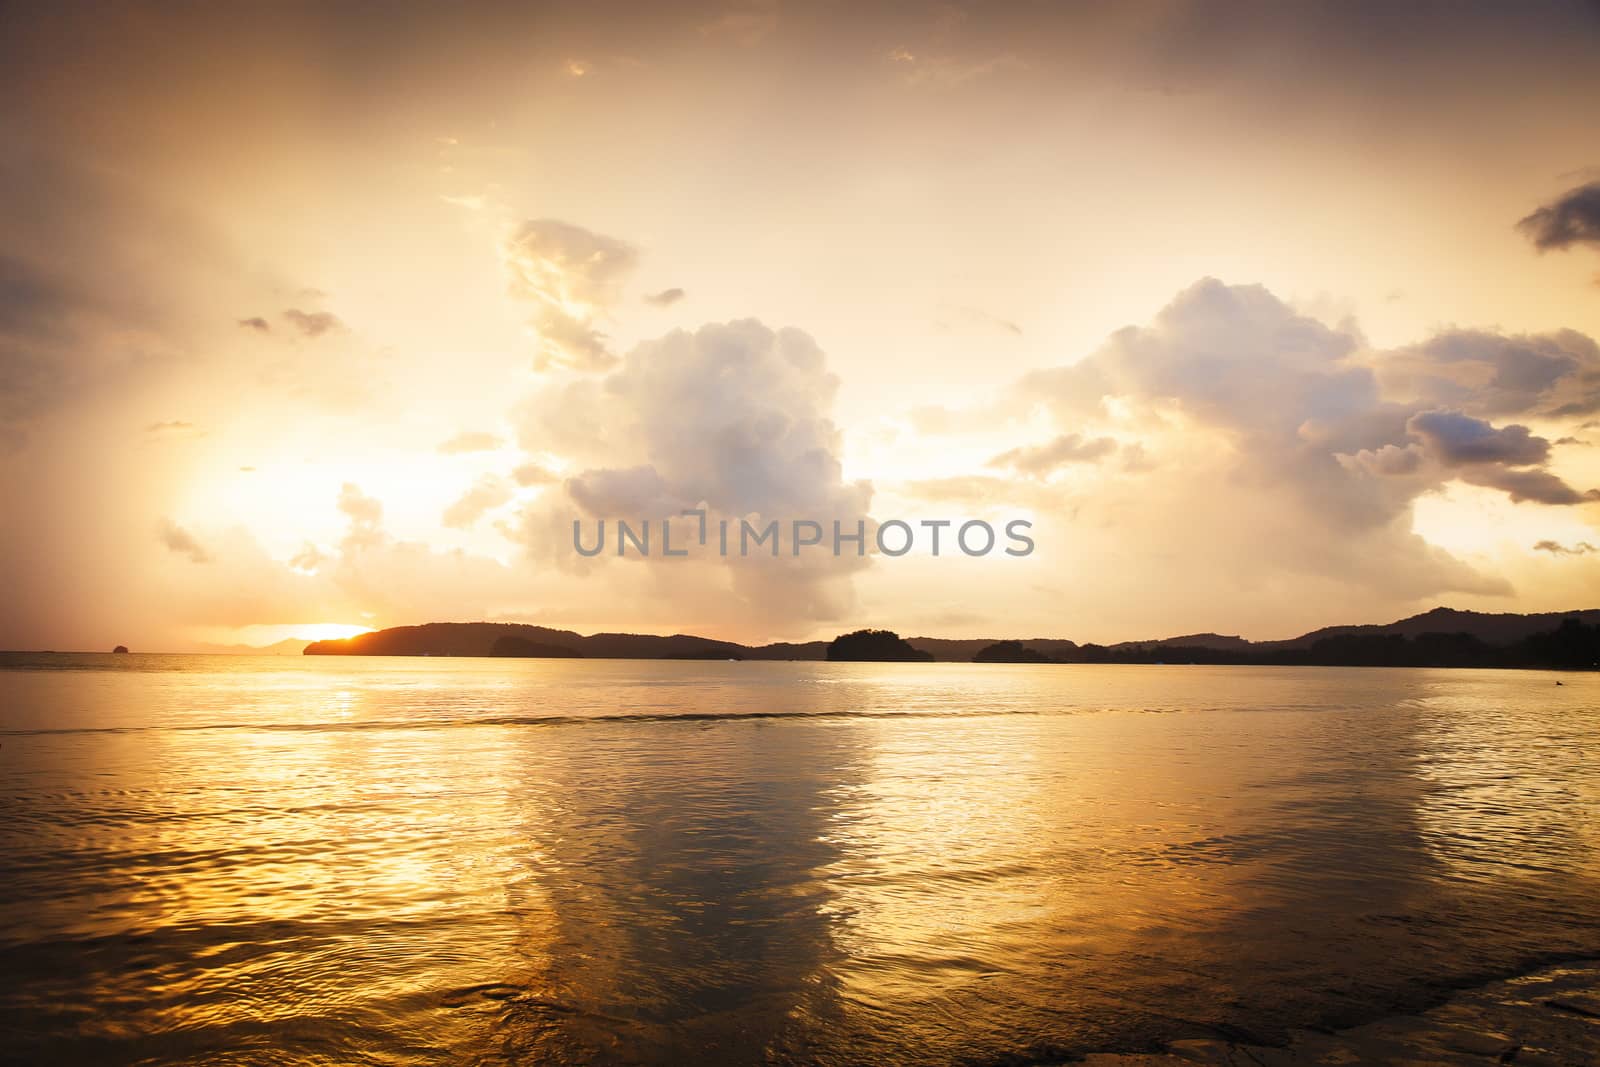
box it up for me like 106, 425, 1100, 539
1083, 959, 1600, 1066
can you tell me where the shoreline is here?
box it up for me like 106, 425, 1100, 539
2, 648, 1596, 673
1079, 958, 1600, 1066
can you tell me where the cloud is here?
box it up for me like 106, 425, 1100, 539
503, 219, 638, 371
443, 474, 514, 529
900, 474, 1043, 506
988, 433, 1117, 477
1371, 328, 1600, 419
337, 482, 384, 550
565, 465, 682, 518
1384, 410, 1597, 505
1342, 442, 1424, 478
1518, 181, 1600, 252
953, 278, 1543, 602
886, 6, 1030, 91
900, 276, 1600, 637
896, 52, 1029, 88
699, 0, 778, 46
1119, 442, 1153, 473
158, 488, 538, 638
524, 320, 865, 518
143, 420, 204, 440
907, 396, 1019, 435
289, 542, 327, 573
158, 519, 211, 563
514, 319, 872, 632
282, 308, 344, 338
1005, 278, 1598, 514
1534, 539, 1598, 556
437, 430, 505, 454
513, 462, 557, 486
645, 287, 685, 307
939, 304, 1022, 336
1405, 410, 1550, 467
1460, 467, 1598, 507
236, 316, 270, 332
0, 146, 206, 451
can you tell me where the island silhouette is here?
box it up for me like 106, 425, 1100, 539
301, 608, 1600, 669
826, 629, 934, 662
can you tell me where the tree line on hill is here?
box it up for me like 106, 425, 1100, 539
302, 610, 1600, 670
959, 619, 1600, 670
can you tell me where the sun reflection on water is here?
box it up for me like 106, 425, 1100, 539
1, 658, 1597, 1064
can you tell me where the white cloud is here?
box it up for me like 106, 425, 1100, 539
442, 474, 514, 529
503, 219, 638, 371
514, 319, 873, 632
437, 430, 505, 454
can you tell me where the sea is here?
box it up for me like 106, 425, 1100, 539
1, 654, 1596, 1065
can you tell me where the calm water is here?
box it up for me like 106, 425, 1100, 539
1, 655, 1597, 1065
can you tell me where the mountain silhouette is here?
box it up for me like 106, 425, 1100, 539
301, 608, 1600, 669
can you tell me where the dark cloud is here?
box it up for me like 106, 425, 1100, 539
1533, 539, 1598, 555
1518, 180, 1600, 252
143, 420, 203, 440
0, 151, 197, 451
645, 287, 685, 307
158, 519, 211, 564
237, 316, 270, 332
1345, 413, 1596, 505
283, 308, 344, 338
1461, 467, 1598, 506
1373, 329, 1600, 419
1405, 411, 1550, 467
988, 433, 1116, 477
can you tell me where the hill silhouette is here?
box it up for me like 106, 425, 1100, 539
489, 635, 583, 658
301, 608, 1600, 669
1258, 607, 1600, 650
973, 640, 1053, 663
826, 629, 934, 662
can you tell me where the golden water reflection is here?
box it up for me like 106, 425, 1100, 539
1, 658, 1597, 1064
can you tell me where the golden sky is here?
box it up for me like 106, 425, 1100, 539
4, 1, 1600, 650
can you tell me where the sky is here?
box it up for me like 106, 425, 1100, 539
4, 0, 1600, 651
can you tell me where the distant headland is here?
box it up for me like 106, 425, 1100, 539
303, 607, 1600, 669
